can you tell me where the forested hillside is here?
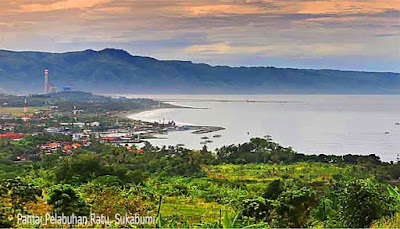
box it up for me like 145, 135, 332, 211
1, 49, 399, 94
1, 137, 400, 227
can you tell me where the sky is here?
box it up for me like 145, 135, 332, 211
0, 0, 399, 72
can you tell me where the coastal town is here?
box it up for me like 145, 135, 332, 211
0, 90, 225, 162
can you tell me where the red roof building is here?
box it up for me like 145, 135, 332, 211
0, 133, 27, 140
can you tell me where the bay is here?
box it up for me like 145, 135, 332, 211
121, 94, 400, 162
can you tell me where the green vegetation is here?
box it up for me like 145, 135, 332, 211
1, 136, 399, 228
0, 107, 47, 117
1, 91, 158, 112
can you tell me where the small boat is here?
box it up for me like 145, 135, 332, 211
200, 136, 209, 140
213, 134, 222, 138
264, 135, 272, 140
395, 123, 400, 126
200, 141, 208, 145
385, 131, 390, 134
176, 143, 185, 147
205, 140, 213, 143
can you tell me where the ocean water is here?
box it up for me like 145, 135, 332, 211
121, 94, 400, 162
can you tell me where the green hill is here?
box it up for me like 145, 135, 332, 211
0, 48, 399, 94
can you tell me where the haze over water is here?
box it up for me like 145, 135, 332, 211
124, 94, 400, 162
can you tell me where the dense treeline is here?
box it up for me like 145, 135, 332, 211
0, 91, 158, 113
218, 138, 385, 165
0, 136, 399, 227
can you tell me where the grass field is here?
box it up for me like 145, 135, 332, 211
156, 162, 370, 225
162, 196, 228, 223
0, 107, 48, 117
204, 163, 365, 183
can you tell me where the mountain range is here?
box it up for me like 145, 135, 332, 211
0, 48, 399, 94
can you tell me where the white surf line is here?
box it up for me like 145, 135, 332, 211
163, 99, 302, 104
164, 101, 208, 109
128, 108, 199, 126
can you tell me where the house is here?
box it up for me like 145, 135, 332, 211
73, 122, 85, 128
90, 121, 100, 127
38, 141, 83, 154
0, 133, 27, 140
45, 127, 62, 133
72, 109, 83, 115
0, 113, 15, 120
0, 123, 15, 132
72, 133, 90, 141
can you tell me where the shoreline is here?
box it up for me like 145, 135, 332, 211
120, 101, 206, 118
122, 101, 225, 135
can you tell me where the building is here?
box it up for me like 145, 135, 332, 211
0, 133, 27, 140
0, 123, 15, 132
0, 113, 15, 120
90, 122, 100, 127
44, 68, 49, 93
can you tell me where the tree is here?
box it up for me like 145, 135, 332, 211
0, 184, 11, 227
241, 180, 317, 227
52, 153, 106, 184
311, 185, 343, 228
242, 197, 271, 223
271, 186, 317, 228
313, 179, 395, 228
0, 179, 41, 218
47, 184, 89, 216
262, 179, 284, 200
339, 179, 394, 228
241, 179, 285, 224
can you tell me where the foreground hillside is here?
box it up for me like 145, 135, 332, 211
1, 137, 400, 228
0, 49, 399, 94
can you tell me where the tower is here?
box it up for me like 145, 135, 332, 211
23, 98, 28, 124
44, 68, 49, 94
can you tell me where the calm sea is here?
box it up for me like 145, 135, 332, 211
120, 94, 400, 162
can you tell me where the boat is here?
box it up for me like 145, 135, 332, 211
213, 134, 222, 138
200, 141, 208, 145
200, 136, 209, 140
385, 131, 390, 134
395, 123, 400, 126
205, 140, 213, 143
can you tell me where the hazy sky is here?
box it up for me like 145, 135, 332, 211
0, 0, 399, 72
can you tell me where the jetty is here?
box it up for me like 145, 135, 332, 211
192, 126, 225, 134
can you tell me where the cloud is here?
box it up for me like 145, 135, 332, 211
184, 42, 365, 58
375, 33, 400, 37
0, 22, 12, 27
295, 0, 398, 14
17, 0, 113, 12
187, 4, 265, 16
0, 0, 399, 71
92, 6, 131, 14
